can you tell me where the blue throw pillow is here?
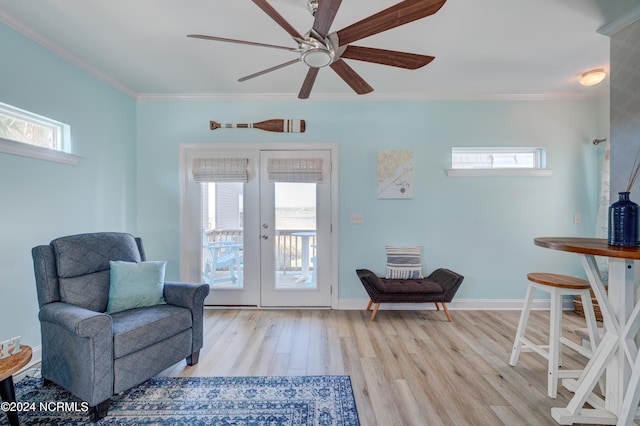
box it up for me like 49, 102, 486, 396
107, 261, 166, 314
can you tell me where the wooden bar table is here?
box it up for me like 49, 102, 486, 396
0, 345, 32, 426
534, 238, 640, 425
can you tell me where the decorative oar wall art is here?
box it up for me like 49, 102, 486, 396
210, 119, 306, 133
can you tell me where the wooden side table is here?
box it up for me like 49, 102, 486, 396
0, 345, 32, 426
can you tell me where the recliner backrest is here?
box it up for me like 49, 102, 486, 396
33, 232, 144, 312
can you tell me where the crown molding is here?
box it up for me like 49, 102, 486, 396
597, 4, 640, 36
136, 89, 608, 102
0, 9, 137, 99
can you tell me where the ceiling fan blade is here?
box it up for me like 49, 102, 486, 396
313, 0, 343, 38
251, 0, 303, 39
238, 59, 301, 82
329, 59, 374, 95
299, 68, 320, 99
340, 45, 434, 69
187, 34, 297, 51
336, 0, 447, 46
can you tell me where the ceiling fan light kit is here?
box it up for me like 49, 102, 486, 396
297, 30, 337, 68
579, 68, 606, 86
188, 0, 447, 99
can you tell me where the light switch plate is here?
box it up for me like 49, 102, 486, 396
350, 214, 364, 224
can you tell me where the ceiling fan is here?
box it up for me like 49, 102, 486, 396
188, 0, 447, 99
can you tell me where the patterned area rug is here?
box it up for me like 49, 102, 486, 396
2, 375, 360, 425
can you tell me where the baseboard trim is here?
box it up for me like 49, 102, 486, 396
203, 299, 574, 311
337, 298, 574, 311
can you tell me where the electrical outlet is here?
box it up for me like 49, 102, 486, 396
574, 213, 581, 224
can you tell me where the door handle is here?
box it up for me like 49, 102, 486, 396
262, 235, 269, 240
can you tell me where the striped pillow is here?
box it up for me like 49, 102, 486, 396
385, 246, 424, 279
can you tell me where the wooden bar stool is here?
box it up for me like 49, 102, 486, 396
509, 273, 600, 398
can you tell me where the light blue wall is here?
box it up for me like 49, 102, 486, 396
136, 97, 607, 301
0, 23, 137, 347
0, 18, 609, 350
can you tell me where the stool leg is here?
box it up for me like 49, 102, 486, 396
510, 284, 536, 366
548, 290, 563, 398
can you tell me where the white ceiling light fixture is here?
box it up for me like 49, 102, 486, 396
579, 68, 606, 86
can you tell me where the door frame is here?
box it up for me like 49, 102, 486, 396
179, 142, 339, 309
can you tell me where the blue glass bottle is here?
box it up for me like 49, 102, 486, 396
608, 192, 640, 246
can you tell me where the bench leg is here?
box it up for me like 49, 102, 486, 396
370, 303, 381, 321
441, 303, 452, 322
434, 302, 441, 311
366, 300, 373, 311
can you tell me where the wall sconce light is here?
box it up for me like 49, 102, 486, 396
579, 68, 607, 86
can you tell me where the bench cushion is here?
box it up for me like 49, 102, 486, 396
377, 278, 443, 294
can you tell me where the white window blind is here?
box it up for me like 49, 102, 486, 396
267, 158, 324, 183
192, 158, 248, 182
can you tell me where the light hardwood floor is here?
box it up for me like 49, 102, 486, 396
160, 308, 596, 425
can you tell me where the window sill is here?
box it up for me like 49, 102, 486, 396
446, 168, 553, 177
0, 138, 80, 165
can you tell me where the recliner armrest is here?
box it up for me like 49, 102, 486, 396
38, 302, 114, 407
163, 281, 209, 355
163, 281, 209, 309
39, 302, 112, 337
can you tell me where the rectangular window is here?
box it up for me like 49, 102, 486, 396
0, 102, 78, 165
452, 147, 545, 169
447, 147, 551, 177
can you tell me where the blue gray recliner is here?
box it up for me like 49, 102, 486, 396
31, 232, 209, 421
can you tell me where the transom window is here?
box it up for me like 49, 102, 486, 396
0, 102, 78, 165
451, 147, 545, 169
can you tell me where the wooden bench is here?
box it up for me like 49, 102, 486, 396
355, 268, 464, 321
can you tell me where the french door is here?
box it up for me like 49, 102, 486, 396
259, 150, 331, 306
179, 144, 335, 308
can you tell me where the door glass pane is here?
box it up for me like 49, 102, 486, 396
274, 182, 317, 289
202, 182, 244, 289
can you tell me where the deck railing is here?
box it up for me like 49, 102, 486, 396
205, 228, 315, 272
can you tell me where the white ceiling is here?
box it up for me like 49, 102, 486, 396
0, 0, 633, 100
